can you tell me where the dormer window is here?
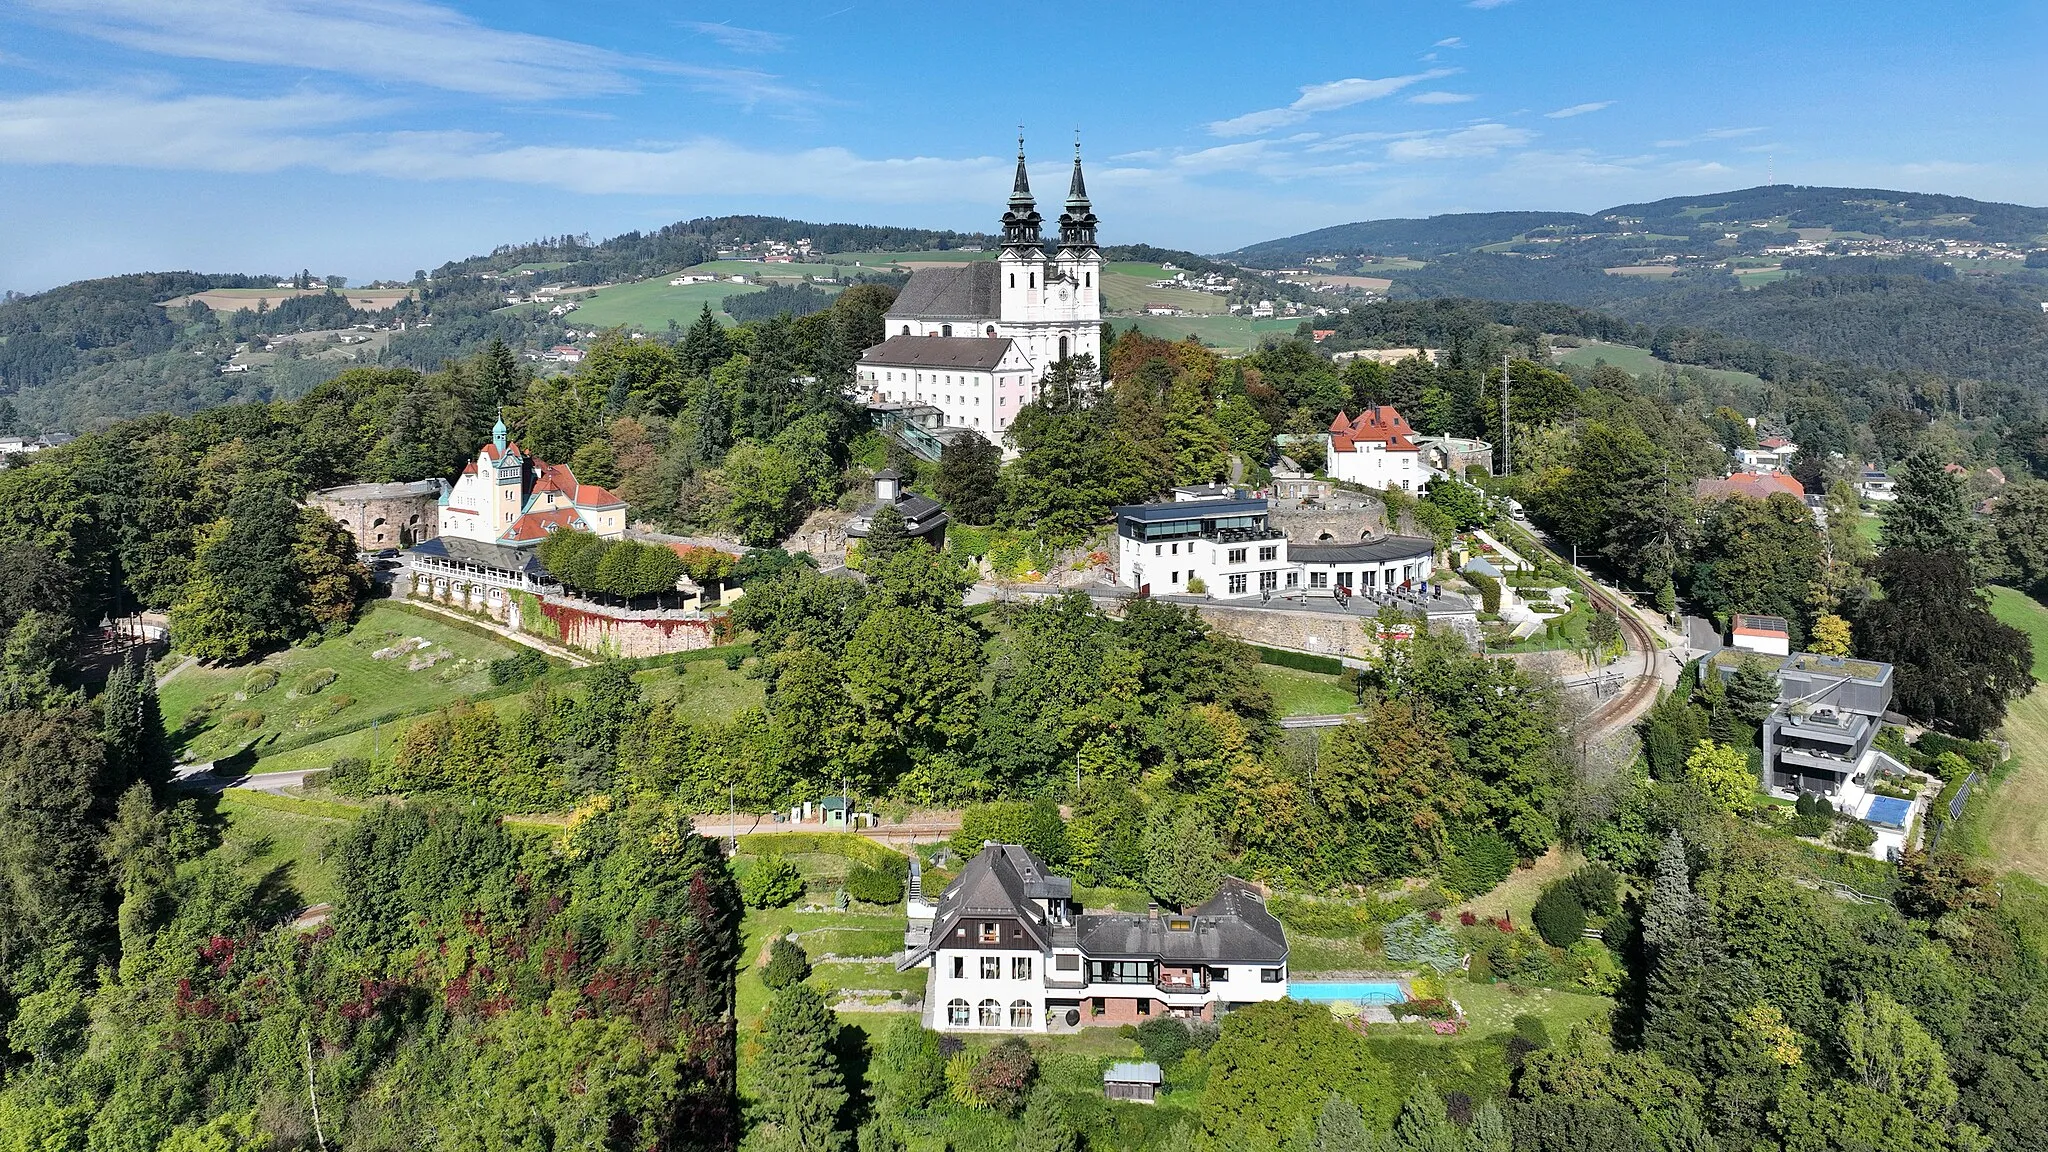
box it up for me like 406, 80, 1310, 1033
979, 922, 999, 943
1169, 918, 1192, 932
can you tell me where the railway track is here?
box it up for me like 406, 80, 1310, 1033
1574, 578, 1663, 735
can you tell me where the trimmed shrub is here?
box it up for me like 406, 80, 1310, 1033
488, 649, 550, 685
221, 709, 265, 732
240, 668, 279, 695
1133, 1016, 1193, 1068
762, 936, 812, 990
1440, 832, 1514, 898
1838, 822, 1878, 853
1531, 883, 1586, 947
1252, 645, 1345, 676
294, 668, 338, 695
1563, 863, 1619, 917
1465, 570, 1502, 614
740, 854, 804, 909
847, 862, 907, 905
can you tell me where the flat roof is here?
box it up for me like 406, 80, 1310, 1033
1113, 499, 1268, 522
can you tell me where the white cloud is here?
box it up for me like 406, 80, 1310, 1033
1435, 37, 1465, 47
1467, 0, 1513, 8
1208, 69, 1455, 136
681, 21, 788, 53
1386, 122, 1534, 160
0, 87, 999, 201
1409, 91, 1477, 105
1546, 101, 1614, 118
15, 0, 806, 105
1655, 126, 1766, 148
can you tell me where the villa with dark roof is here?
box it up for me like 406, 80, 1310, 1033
901, 844, 1289, 1033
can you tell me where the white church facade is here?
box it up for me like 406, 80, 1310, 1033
858, 140, 1103, 441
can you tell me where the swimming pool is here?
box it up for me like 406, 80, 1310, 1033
1863, 796, 1913, 829
1289, 980, 1406, 1004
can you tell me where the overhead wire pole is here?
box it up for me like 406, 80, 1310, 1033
1500, 354, 1511, 477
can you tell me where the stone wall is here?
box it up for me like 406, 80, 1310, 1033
1190, 603, 1373, 659
312, 491, 439, 549
1268, 506, 1389, 545
537, 599, 720, 659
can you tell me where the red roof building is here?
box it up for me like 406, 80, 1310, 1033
1693, 472, 1806, 502
1324, 406, 1424, 491
439, 416, 627, 548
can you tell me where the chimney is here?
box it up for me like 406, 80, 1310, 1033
1146, 902, 1159, 921
874, 468, 902, 505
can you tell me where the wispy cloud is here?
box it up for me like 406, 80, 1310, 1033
1386, 122, 1534, 160
1467, 0, 1514, 8
1209, 69, 1455, 136
682, 21, 788, 53
0, 87, 998, 200
1655, 125, 1766, 148
16, 0, 812, 107
1546, 101, 1613, 118
1410, 91, 1477, 105
1434, 36, 1465, 47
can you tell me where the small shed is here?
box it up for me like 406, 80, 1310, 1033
1103, 1061, 1163, 1104
820, 796, 850, 829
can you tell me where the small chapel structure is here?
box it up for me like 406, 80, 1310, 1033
856, 137, 1103, 442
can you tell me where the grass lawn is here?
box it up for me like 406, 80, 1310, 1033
1449, 847, 1587, 926
1989, 587, 2048, 682
1856, 512, 1883, 546
159, 601, 523, 768
1258, 664, 1358, 716
1982, 688, 2048, 883
1289, 934, 1384, 974
1552, 340, 1768, 392
205, 787, 355, 908
1100, 263, 1230, 316
1449, 979, 1613, 1040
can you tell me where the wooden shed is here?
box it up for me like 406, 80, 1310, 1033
1103, 1061, 1163, 1104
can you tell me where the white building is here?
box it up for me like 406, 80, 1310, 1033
901, 844, 1289, 1033
858, 139, 1102, 434
1114, 488, 1294, 600
1325, 406, 1424, 491
437, 417, 626, 547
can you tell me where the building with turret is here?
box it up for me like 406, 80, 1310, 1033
436, 416, 626, 547
857, 137, 1103, 442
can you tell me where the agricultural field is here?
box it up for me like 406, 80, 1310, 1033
159, 601, 522, 768
1602, 265, 1680, 277
159, 287, 414, 313
1100, 261, 1231, 316
1735, 268, 1793, 288
1123, 314, 1305, 352
1552, 339, 1770, 392
563, 276, 774, 330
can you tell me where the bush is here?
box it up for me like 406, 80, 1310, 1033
952, 799, 1068, 865
1563, 863, 1619, 917
1252, 645, 1346, 676
1390, 998, 1455, 1020
221, 709, 265, 732
762, 936, 812, 990
968, 1039, 1037, 1115
740, 854, 804, 909
1133, 1016, 1192, 1067
315, 757, 379, 797
1440, 832, 1514, 898
488, 649, 549, 685
846, 861, 907, 905
1184, 576, 1207, 595
1531, 883, 1587, 947
1838, 822, 1878, 852
1465, 570, 1502, 614
240, 668, 279, 695
294, 668, 338, 695
1511, 1013, 1550, 1050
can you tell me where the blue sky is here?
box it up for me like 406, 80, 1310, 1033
2, 0, 2044, 292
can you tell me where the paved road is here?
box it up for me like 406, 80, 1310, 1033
1278, 713, 1367, 729
172, 764, 317, 794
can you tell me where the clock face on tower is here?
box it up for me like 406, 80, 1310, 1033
1059, 288, 1069, 302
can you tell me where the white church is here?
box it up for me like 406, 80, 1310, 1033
856, 139, 1103, 441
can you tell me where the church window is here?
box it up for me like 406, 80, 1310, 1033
1085, 271, 1092, 287
901, 325, 910, 336
986, 325, 996, 337
1009, 273, 1015, 288
1058, 336, 1069, 360
1029, 272, 1036, 288
942, 324, 952, 337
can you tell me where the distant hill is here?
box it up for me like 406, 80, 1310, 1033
1226, 185, 2048, 267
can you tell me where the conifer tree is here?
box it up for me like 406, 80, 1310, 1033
860, 504, 910, 569
1468, 1099, 1511, 1152
99, 648, 170, 793
680, 304, 734, 379
753, 983, 850, 1152
1390, 1078, 1460, 1152
1313, 1092, 1371, 1152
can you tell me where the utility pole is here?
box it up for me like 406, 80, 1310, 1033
305, 1036, 327, 1152
729, 781, 737, 855
1500, 354, 1511, 477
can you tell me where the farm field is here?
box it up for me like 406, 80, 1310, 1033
1124, 313, 1304, 351
1100, 261, 1230, 316
160, 287, 413, 313
565, 276, 773, 330
1989, 586, 2048, 682
159, 601, 522, 768
1553, 339, 1769, 392
1736, 268, 1793, 287
1285, 274, 1393, 291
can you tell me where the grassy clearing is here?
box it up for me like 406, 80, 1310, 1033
1259, 664, 1358, 716
247, 655, 763, 774
208, 789, 353, 907
1450, 979, 1612, 1039
160, 602, 521, 767
1100, 263, 1230, 316
1989, 587, 2048, 682
1553, 340, 1768, 392
1449, 847, 1586, 926
569, 277, 771, 330
1984, 689, 2048, 882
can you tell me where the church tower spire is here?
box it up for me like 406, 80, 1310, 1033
999, 133, 1043, 252
1057, 136, 1098, 252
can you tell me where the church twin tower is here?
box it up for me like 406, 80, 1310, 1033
994, 137, 1104, 369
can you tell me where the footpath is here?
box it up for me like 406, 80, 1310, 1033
393, 594, 592, 668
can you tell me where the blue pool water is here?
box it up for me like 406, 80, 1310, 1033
1289, 981, 1405, 1004
1863, 796, 1913, 829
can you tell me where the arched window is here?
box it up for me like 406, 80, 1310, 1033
942, 324, 952, 337
901, 325, 911, 336
1085, 271, 1092, 287
986, 325, 996, 337
948, 999, 970, 1026
372, 516, 386, 528
1029, 272, 1036, 289
1058, 335, 1069, 361
979, 999, 1002, 1027
1009, 1000, 1032, 1028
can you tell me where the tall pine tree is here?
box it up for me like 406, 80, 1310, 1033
99, 649, 170, 795
752, 983, 850, 1152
